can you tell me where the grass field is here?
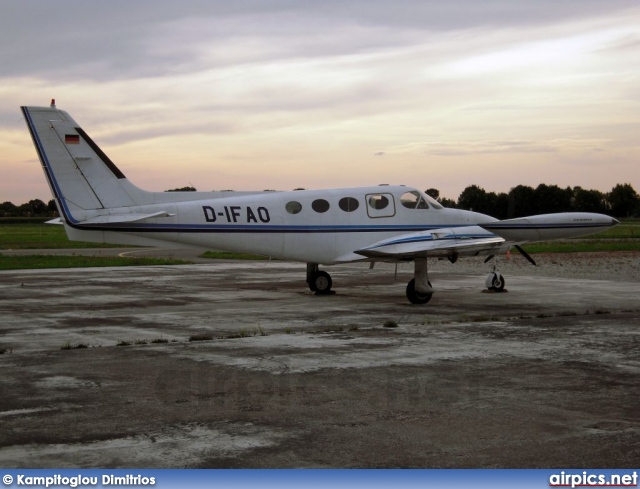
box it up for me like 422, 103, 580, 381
1, 219, 638, 270
0, 222, 123, 249
0, 254, 190, 270
572, 219, 639, 239
0, 221, 265, 268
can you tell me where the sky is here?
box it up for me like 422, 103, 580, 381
1, 0, 639, 205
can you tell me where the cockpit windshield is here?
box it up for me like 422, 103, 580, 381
400, 190, 443, 210
400, 190, 428, 209
424, 194, 443, 209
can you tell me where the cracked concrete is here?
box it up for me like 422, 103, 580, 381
0, 252, 639, 468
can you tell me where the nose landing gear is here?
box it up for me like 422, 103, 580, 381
485, 270, 506, 292
485, 256, 506, 292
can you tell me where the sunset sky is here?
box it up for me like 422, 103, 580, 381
1, 0, 639, 205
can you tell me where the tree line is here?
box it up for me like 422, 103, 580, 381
2, 183, 638, 218
1, 199, 58, 218
1, 187, 197, 218
427, 183, 639, 219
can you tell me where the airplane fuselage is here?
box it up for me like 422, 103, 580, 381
63, 186, 497, 264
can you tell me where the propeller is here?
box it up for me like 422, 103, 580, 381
514, 245, 537, 266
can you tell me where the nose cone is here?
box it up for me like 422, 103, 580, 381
591, 214, 620, 228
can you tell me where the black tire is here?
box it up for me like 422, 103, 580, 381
406, 278, 433, 305
488, 273, 506, 292
311, 271, 332, 294
308, 277, 318, 292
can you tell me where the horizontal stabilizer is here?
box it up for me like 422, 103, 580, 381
45, 218, 64, 225
78, 211, 175, 225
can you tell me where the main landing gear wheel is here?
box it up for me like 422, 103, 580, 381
485, 272, 506, 292
406, 279, 433, 305
309, 270, 333, 294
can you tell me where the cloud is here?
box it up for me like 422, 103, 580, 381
2, 0, 638, 82
2, 1, 639, 204
418, 140, 555, 156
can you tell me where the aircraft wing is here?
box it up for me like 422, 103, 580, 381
354, 227, 505, 260
353, 212, 618, 261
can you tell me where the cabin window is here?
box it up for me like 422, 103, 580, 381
366, 193, 395, 218
339, 197, 359, 212
311, 199, 330, 213
368, 194, 389, 210
400, 191, 430, 209
285, 201, 302, 214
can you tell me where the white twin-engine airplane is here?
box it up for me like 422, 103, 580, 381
22, 102, 618, 304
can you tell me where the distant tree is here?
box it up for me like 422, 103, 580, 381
165, 186, 196, 192
0, 201, 18, 217
491, 192, 510, 220
534, 184, 572, 214
571, 187, 608, 214
457, 185, 489, 213
607, 183, 640, 217
47, 199, 59, 216
508, 185, 537, 217
425, 188, 440, 200
19, 199, 48, 216
439, 197, 457, 209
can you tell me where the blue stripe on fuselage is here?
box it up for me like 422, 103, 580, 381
70, 222, 483, 234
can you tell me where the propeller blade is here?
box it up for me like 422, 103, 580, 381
484, 255, 495, 263
515, 245, 537, 266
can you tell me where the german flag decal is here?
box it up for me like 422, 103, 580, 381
65, 134, 80, 144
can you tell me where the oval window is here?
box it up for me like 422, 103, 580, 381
285, 201, 302, 214
338, 197, 359, 212
368, 194, 389, 210
311, 199, 330, 213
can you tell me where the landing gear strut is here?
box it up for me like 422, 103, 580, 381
306, 263, 333, 294
406, 258, 433, 304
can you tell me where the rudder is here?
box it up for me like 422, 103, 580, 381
21, 103, 145, 223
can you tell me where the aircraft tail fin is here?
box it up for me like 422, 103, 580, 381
21, 103, 150, 223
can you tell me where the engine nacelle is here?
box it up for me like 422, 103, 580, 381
479, 213, 618, 242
